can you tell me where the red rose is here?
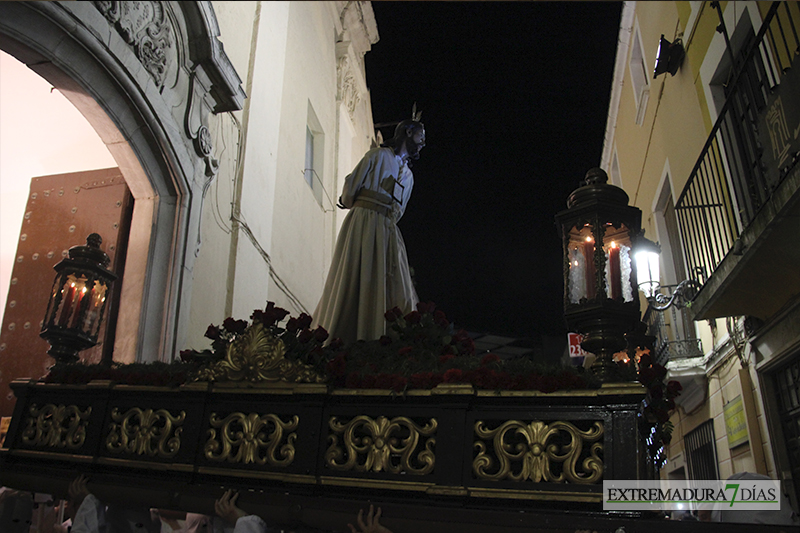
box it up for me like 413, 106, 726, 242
204, 324, 221, 340
384, 307, 403, 322
391, 375, 407, 393
326, 355, 347, 378
360, 374, 377, 388
443, 368, 463, 383
375, 373, 395, 389
398, 346, 414, 356
638, 367, 656, 386
650, 384, 664, 399
222, 317, 248, 334
329, 337, 344, 350
433, 310, 449, 328
314, 326, 329, 343
297, 313, 313, 330
298, 328, 314, 344
639, 353, 652, 368
404, 310, 422, 324
286, 317, 300, 333
410, 372, 433, 389
251, 309, 267, 325
265, 301, 289, 323
667, 380, 683, 396
471, 367, 497, 389
481, 353, 500, 366
439, 354, 455, 365
538, 375, 559, 394
179, 349, 195, 362
379, 335, 392, 346
452, 329, 475, 355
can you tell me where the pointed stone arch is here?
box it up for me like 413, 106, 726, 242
0, 1, 245, 362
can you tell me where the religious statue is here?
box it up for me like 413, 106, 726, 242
312, 110, 426, 344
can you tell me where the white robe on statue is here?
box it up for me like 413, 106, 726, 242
313, 146, 419, 344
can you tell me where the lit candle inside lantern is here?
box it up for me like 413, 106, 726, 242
57, 282, 76, 326
609, 241, 621, 300
70, 285, 88, 328
583, 236, 596, 299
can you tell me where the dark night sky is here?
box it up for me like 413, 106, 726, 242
364, 1, 623, 340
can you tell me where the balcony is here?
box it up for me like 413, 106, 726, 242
643, 303, 707, 412
676, 2, 800, 322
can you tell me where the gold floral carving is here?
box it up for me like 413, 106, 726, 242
325, 415, 436, 475
473, 420, 603, 484
204, 412, 299, 466
21, 403, 92, 449
105, 407, 186, 458
194, 323, 326, 383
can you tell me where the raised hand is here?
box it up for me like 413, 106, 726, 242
214, 489, 248, 526
348, 504, 393, 533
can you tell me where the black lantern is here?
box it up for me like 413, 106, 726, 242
40, 233, 117, 363
555, 168, 643, 381
653, 34, 685, 78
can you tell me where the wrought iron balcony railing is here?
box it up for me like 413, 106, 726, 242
656, 339, 705, 365
675, 1, 800, 289
643, 286, 702, 367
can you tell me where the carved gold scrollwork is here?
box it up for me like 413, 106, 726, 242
473, 420, 603, 484
21, 403, 92, 449
204, 412, 298, 466
325, 415, 436, 475
105, 407, 185, 458
195, 323, 326, 384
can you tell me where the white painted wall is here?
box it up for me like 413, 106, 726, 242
184, 1, 377, 351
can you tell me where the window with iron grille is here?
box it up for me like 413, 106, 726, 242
685, 419, 719, 480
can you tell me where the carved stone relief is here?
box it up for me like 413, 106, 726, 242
93, 1, 174, 87
337, 55, 360, 121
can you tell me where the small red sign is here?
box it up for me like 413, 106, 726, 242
568, 332, 589, 358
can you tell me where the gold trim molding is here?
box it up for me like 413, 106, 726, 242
473, 420, 603, 484
105, 407, 186, 458
21, 403, 92, 450
194, 323, 326, 383
325, 415, 436, 475
204, 412, 299, 466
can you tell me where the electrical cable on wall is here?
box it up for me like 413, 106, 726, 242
218, 111, 309, 316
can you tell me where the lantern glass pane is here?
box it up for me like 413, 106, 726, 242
56, 273, 89, 329
567, 224, 597, 303
602, 223, 633, 302
83, 280, 109, 336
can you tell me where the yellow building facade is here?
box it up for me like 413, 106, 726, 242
602, 0, 800, 510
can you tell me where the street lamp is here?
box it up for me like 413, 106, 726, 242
653, 34, 685, 78
40, 233, 117, 364
635, 236, 701, 311
556, 168, 643, 381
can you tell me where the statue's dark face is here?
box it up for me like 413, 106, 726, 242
405, 127, 426, 160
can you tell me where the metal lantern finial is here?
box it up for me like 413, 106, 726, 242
40, 233, 117, 363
